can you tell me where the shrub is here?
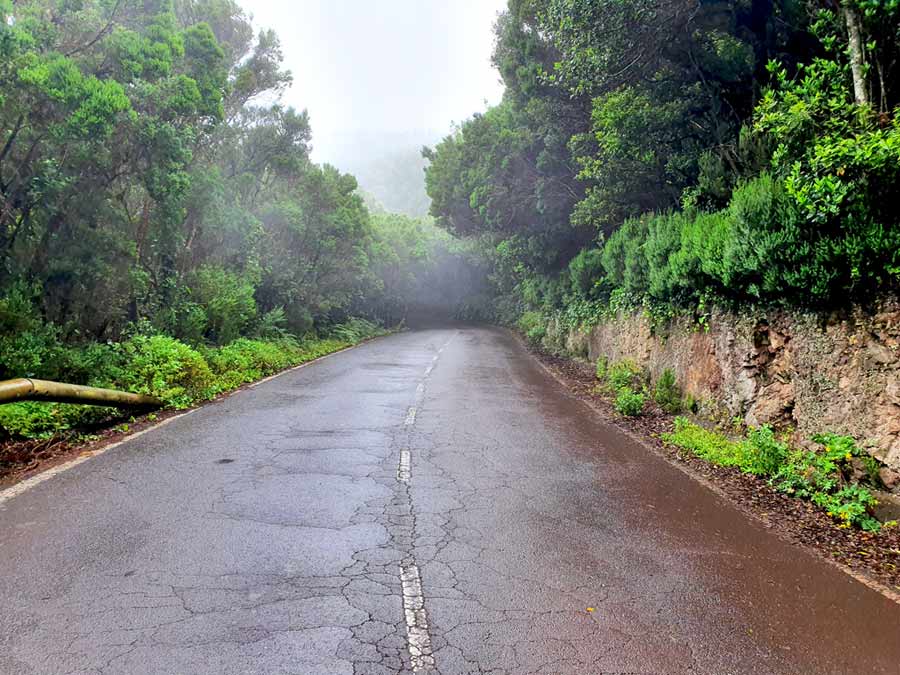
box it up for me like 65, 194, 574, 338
327, 317, 382, 343
0, 402, 115, 438
607, 359, 644, 391
568, 248, 606, 300
665, 419, 881, 531
191, 265, 257, 344
772, 433, 881, 530
742, 425, 788, 476
115, 334, 214, 408
601, 216, 649, 298
0, 284, 68, 380
517, 311, 546, 348
595, 355, 609, 380
254, 307, 290, 340
653, 368, 682, 413
615, 388, 645, 416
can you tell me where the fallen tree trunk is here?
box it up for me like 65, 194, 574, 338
0, 379, 162, 408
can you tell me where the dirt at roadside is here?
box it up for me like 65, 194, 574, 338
533, 348, 900, 597
0, 407, 185, 489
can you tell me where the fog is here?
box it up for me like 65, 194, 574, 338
239, 0, 506, 212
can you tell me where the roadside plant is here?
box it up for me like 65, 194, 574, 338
607, 359, 643, 391
595, 355, 609, 380
615, 388, 645, 416
653, 368, 682, 413
518, 311, 547, 348
665, 419, 883, 531
772, 434, 881, 530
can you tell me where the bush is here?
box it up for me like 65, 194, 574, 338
615, 388, 645, 416
517, 311, 546, 348
743, 425, 788, 476
327, 317, 382, 343
653, 368, 682, 413
254, 307, 290, 340
568, 248, 606, 300
0, 284, 67, 380
191, 265, 257, 344
115, 334, 214, 408
773, 434, 881, 530
601, 216, 649, 298
595, 355, 609, 380
607, 359, 644, 391
0, 401, 115, 438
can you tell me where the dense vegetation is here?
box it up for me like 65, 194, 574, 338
425, 0, 900, 322
424, 0, 900, 531
0, 0, 484, 438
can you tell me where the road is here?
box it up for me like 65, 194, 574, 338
1, 326, 899, 674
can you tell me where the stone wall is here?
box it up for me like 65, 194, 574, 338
565, 302, 900, 471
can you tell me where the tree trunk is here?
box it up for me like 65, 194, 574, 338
843, 2, 869, 106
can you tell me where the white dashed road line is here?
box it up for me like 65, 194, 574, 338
404, 406, 418, 426
401, 563, 436, 671
396, 334, 456, 671
398, 450, 411, 483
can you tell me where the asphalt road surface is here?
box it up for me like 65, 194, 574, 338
2, 326, 900, 675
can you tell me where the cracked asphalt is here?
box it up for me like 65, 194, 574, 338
2, 325, 900, 674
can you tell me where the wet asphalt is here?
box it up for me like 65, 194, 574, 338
1, 326, 899, 675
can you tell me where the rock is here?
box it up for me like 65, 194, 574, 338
872, 490, 900, 522
746, 381, 794, 427
886, 379, 900, 406
866, 340, 895, 365
879, 467, 900, 492
848, 458, 869, 482
883, 436, 900, 472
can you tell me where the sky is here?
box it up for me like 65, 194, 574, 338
238, 0, 507, 169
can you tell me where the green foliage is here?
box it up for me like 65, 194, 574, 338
568, 248, 606, 300
664, 417, 747, 467
594, 355, 608, 380
665, 419, 882, 530
423, 0, 898, 323
744, 425, 789, 477
0, 399, 120, 438
192, 265, 257, 344
606, 359, 643, 392
327, 318, 383, 344
653, 369, 682, 414
1, 0, 460, 359
115, 334, 214, 408
773, 434, 881, 531
664, 418, 787, 476
614, 388, 645, 417
517, 311, 547, 348
0, 328, 376, 439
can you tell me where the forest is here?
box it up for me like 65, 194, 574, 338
425, 0, 900, 326
2, 0, 899, 445
0, 0, 487, 436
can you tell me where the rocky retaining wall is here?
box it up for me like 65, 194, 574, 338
558, 302, 900, 474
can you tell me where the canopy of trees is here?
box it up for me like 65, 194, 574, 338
0, 0, 484, 383
425, 0, 900, 320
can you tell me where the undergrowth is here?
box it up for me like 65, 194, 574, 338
663, 418, 886, 531
0, 320, 384, 440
